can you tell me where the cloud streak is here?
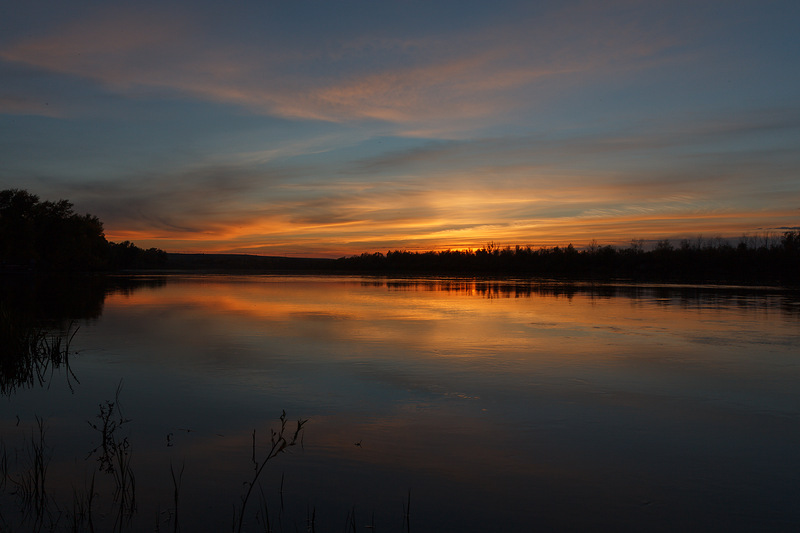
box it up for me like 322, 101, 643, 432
0, 1, 703, 134
1, 0, 798, 256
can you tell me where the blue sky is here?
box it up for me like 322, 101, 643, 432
1, 0, 798, 256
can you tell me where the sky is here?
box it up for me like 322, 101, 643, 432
1, 0, 799, 257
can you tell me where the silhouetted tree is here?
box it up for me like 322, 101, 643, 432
108, 241, 167, 269
1, 189, 107, 270
335, 232, 800, 283
0, 189, 166, 271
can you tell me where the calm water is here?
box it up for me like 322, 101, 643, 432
2, 275, 800, 531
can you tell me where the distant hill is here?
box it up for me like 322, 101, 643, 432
165, 253, 336, 271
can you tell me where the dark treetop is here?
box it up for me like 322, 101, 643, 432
0, 189, 166, 272
333, 236, 800, 284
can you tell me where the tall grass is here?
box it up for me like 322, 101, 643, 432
0, 302, 79, 395
169, 461, 184, 533
1, 404, 414, 532
86, 381, 136, 531
4, 416, 57, 531
235, 410, 307, 533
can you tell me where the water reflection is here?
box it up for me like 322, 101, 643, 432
0, 313, 78, 395
380, 278, 800, 314
0, 276, 161, 395
1, 275, 799, 531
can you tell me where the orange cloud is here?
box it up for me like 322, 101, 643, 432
5, 3, 796, 257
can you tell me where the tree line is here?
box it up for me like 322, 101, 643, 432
334, 234, 800, 283
4, 188, 796, 281
0, 189, 166, 271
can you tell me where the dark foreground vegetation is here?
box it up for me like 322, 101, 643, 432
1, 395, 311, 532
0, 189, 166, 272
335, 234, 800, 283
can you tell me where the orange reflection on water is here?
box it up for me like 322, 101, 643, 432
6, 275, 798, 531
104, 276, 796, 374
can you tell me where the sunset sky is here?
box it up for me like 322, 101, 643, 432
2, 1, 798, 257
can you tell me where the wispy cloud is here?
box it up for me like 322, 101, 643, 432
0, 1, 698, 135
1, 1, 797, 256
13, 93, 790, 256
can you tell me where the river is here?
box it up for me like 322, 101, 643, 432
1, 274, 799, 531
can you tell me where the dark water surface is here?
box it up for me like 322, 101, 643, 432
1, 275, 799, 531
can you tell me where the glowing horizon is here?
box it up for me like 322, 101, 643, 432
2, 1, 798, 258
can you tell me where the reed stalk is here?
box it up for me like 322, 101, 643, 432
234, 411, 306, 533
